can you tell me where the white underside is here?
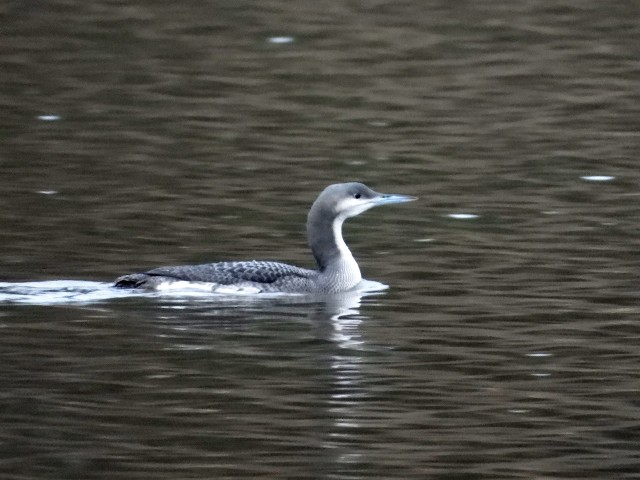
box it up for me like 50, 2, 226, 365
151, 278, 386, 296
155, 280, 263, 295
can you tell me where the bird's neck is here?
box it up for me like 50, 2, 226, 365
307, 211, 362, 292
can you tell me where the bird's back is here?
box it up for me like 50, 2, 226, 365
114, 260, 318, 293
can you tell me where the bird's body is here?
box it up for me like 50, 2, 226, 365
115, 260, 318, 293
114, 182, 415, 294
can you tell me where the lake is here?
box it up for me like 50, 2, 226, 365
2, 1, 640, 478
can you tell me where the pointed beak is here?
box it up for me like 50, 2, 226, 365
372, 192, 417, 206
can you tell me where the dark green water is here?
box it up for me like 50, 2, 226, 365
2, 1, 640, 478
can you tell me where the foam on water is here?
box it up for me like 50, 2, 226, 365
0, 278, 388, 305
0, 281, 133, 305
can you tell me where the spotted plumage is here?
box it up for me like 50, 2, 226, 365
114, 260, 316, 292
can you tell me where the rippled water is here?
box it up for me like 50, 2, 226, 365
2, 1, 640, 478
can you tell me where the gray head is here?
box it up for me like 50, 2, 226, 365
308, 182, 416, 222
307, 182, 416, 272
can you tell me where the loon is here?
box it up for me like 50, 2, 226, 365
114, 182, 416, 294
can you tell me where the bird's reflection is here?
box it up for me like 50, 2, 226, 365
309, 289, 365, 347
307, 287, 387, 476
0, 278, 388, 479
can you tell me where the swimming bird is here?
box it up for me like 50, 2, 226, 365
114, 182, 416, 294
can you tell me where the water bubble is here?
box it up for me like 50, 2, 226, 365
37, 190, 58, 195
447, 213, 479, 220
581, 175, 614, 182
37, 114, 61, 121
268, 36, 294, 44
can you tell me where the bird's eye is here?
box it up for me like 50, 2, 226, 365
354, 193, 361, 199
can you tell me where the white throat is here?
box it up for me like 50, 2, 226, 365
325, 216, 361, 290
